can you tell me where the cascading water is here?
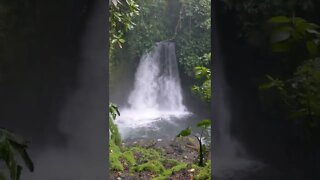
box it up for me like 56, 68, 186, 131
128, 41, 186, 113
116, 41, 191, 139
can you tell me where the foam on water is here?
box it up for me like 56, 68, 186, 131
115, 41, 191, 138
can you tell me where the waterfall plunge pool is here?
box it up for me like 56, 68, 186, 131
115, 109, 206, 140
113, 41, 208, 141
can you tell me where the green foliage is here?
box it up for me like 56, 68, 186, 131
109, 0, 140, 62
259, 75, 285, 90
176, 127, 191, 137
197, 119, 211, 129
129, 147, 161, 162
109, 103, 120, 121
175, 0, 211, 76
111, 0, 211, 77
117, 0, 172, 58
222, 0, 318, 38
177, 119, 211, 167
192, 63, 211, 102
152, 163, 187, 180
109, 103, 122, 146
194, 160, 211, 180
121, 151, 136, 165
261, 17, 320, 138
135, 160, 165, 173
109, 140, 124, 171
268, 16, 320, 57
261, 59, 320, 130
0, 128, 33, 180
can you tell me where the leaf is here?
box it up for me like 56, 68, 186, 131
271, 31, 291, 43
197, 119, 211, 128
111, 39, 117, 44
306, 28, 320, 35
268, 16, 290, 23
9, 140, 34, 172
118, 39, 125, 43
0, 128, 28, 147
177, 127, 191, 137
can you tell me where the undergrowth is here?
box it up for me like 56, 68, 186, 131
110, 138, 211, 179
109, 105, 211, 179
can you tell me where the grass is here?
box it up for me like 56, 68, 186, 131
109, 118, 211, 179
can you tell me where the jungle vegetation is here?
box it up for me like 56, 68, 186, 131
109, 0, 212, 179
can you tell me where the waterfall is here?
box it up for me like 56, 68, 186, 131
116, 41, 190, 139
128, 41, 186, 112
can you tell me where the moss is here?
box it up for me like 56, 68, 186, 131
134, 160, 165, 173
130, 146, 161, 162
109, 117, 122, 146
152, 162, 187, 180
160, 158, 180, 168
121, 150, 136, 165
109, 139, 123, 171
195, 160, 211, 180
170, 163, 187, 172
109, 131, 211, 179
110, 150, 123, 171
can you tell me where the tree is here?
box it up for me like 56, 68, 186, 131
177, 119, 211, 167
109, 0, 140, 65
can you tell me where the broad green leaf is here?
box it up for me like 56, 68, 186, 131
177, 127, 191, 137
118, 39, 125, 43
271, 31, 291, 43
197, 119, 211, 128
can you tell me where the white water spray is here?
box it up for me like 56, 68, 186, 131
116, 41, 190, 138
213, 31, 263, 179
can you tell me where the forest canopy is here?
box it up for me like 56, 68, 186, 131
109, 0, 211, 78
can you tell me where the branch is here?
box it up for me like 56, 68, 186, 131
171, 4, 184, 40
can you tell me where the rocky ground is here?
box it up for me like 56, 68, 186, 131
110, 137, 211, 180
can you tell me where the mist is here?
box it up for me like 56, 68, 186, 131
212, 2, 263, 179
23, 0, 108, 179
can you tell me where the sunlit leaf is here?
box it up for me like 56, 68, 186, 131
197, 119, 211, 128
177, 127, 191, 137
